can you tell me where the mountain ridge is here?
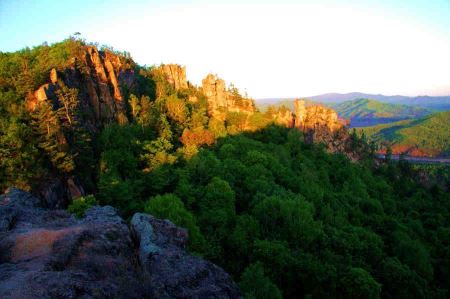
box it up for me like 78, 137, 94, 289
359, 110, 450, 157
257, 92, 450, 110
332, 98, 433, 127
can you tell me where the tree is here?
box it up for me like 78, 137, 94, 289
240, 262, 282, 299
141, 137, 176, 172
144, 194, 206, 253
340, 267, 381, 299
165, 94, 188, 123
31, 99, 75, 173
55, 84, 79, 128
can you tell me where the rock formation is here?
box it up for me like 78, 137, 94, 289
26, 46, 133, 126
0, 188, 241, 299
202, 74, 256, 120
294, 99, 307, 128
160, 64, 188, 90
272, 106, 294, 127
293, 99, 343, 132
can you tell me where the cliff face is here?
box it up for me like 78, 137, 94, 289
294, 99, 343, 132
202, 74, 256, 120
160, 64, 188, 90
270, 99, 344, 133
27, 46, 133, 127
0, 188, 241, 298
273, 107, 294, 127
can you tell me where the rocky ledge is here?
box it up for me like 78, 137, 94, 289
0, 188, 241, 298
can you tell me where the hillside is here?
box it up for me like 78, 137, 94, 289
257, 92, 450, 111
332, 98, 432, 127
359, 110, 450, 157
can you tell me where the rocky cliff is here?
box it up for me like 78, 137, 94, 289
270, 99, 344, 133
202, 74, 256, 120
294, 99, 343, 132
0, 188, 241, 299
160, 64, 188, 90
27, 46, 134, 127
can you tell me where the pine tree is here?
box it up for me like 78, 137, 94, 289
31, 99, 75, 173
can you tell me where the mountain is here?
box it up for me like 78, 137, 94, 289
257, 92, 450, 111
331, 98, 433, 127
359, 110, 450, 157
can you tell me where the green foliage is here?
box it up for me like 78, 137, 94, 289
359, 110, 450, 156
340, 267, 381, 299
144, 194, 205, 253
333, 98, 431, 124
67, 195, 97, 218
240, 262, 282, 299
141, 137, 176, 171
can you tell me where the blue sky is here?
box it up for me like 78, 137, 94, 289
1, 0, 450, 98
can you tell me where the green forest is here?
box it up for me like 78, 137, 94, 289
1, 39, 450, 298
359, 111, 450, 157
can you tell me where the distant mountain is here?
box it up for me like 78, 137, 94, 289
257, 92, 450, 111
331, 98, 433, 127
359, 110, 450, 157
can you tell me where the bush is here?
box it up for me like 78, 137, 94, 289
67, 195, 97, 218
144, 194, 206, 254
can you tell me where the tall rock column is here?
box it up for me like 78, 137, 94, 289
294, 99, 307, 129
202, 74, 229, 120
161, 64, 188, 90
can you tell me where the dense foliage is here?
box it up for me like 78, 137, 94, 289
96, 123, 449, 298
0, 38, 92, 191
1, 40, 449, 298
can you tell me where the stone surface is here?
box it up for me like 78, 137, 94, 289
27, 46, 131, 126
202, 74, 256, 121
131, 213, 241, 299
0, 188, 241, 299
50, 68, 58, 84
294, 99, 343, 132
273, 106, 294, 128
160, 64, 188, 90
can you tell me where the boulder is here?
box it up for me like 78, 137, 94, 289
131, 213, 241, 299
0, 189, 241, 299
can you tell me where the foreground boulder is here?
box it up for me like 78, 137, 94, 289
131, 213, 240, 298
0, 188, 241, 298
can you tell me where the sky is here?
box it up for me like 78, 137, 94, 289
1, 0, 450, 98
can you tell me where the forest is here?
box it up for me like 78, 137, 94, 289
1, 38, 449, 298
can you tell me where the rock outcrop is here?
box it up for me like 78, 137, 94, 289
131, 213, 241, 298
294, 99, 343, 132
202, 74, 256, 120
37, 177, 85, 209
160, 64, 188, 90
272, 106, 295, 128
26, 46, 133, 126
0, 188, 241, 299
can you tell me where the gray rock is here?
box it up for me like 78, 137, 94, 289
0, 188, 241, 298
131, 213, 241, 299
0, 188, 145, 298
